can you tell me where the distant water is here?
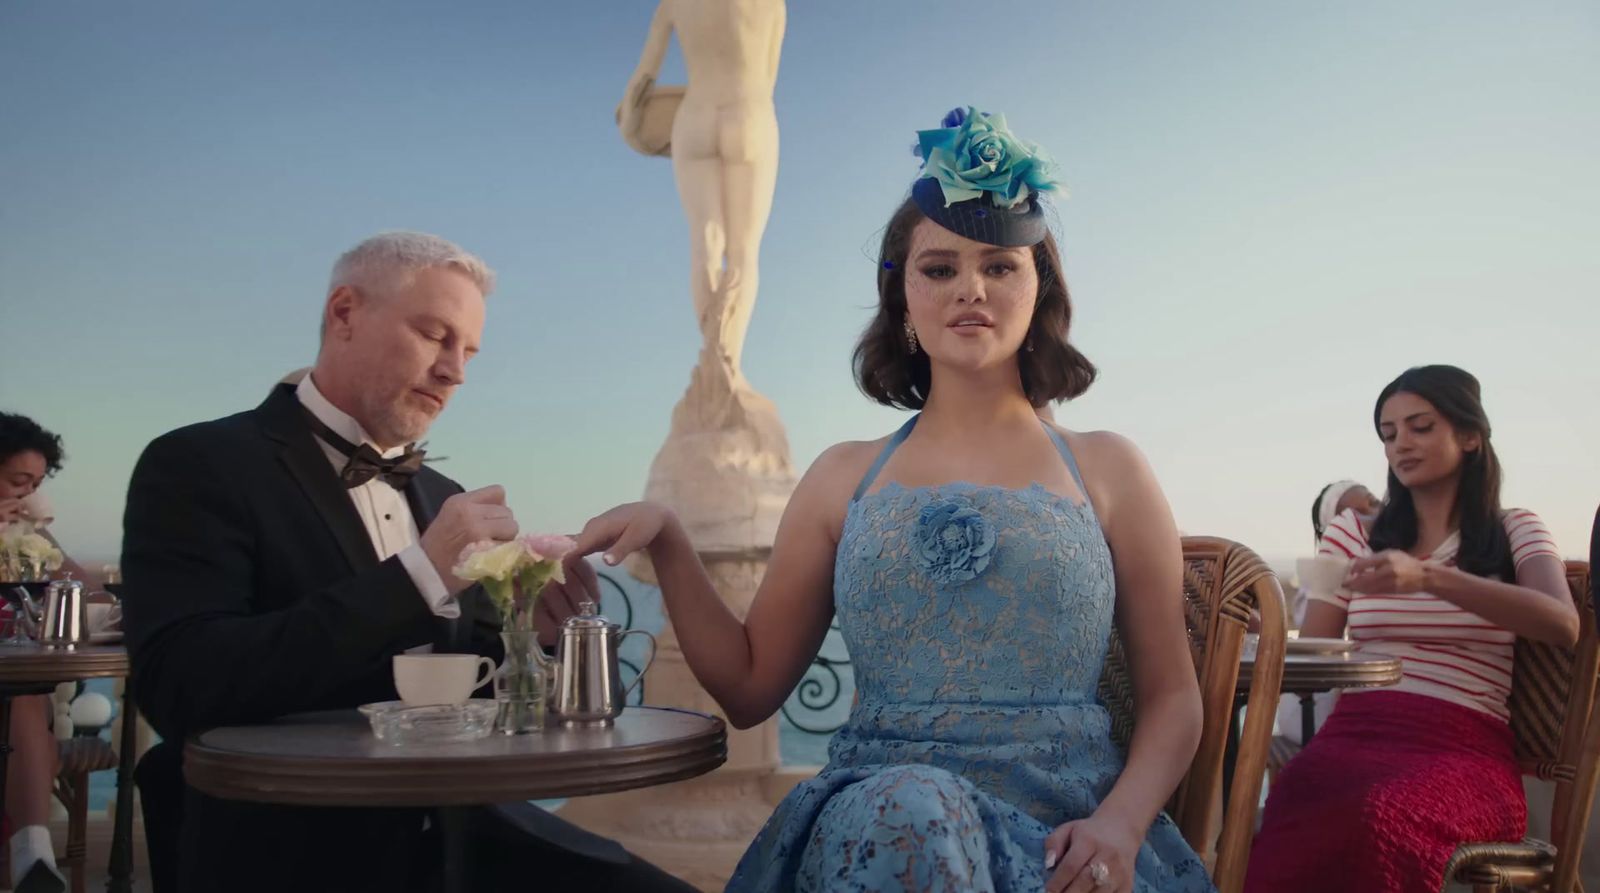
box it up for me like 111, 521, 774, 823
88, 553, 1282, 812
600, 558, 1301, 768
77, 562, 840, 815
597, 562, 848, 767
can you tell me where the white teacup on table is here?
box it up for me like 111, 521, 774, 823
1291, 556, 1356, 655
87, 602, 121, 634
393, 654, 496, 707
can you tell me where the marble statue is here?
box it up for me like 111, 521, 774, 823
615, 0, 795, 553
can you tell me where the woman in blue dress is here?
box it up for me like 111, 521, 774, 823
574, 108, 1214, 893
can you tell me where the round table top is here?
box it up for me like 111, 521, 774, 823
0, 641, 128, 688
185, 706, 728, 808
1238, 650, 1403, 695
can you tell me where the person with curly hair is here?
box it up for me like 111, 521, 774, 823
0, 412, 93, 892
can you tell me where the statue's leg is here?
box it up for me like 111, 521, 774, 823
671, 106, 728, 353
716, 103, 779, 375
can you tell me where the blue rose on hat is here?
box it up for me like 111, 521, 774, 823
916, 106, 1061, 210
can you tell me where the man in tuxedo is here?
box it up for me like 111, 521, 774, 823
121, 232, 694, 892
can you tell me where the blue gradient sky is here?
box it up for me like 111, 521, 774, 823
3, 1, 1596, 566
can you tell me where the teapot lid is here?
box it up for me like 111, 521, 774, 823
562, 601, 616, 632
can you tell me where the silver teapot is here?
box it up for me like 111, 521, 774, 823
548, 601, 656, 726
36, 579, 90, 648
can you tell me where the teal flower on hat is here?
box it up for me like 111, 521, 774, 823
915, 107, 1062, 209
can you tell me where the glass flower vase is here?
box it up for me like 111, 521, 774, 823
495, 629, 548, 734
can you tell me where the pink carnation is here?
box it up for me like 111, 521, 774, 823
519, 533, 577, 562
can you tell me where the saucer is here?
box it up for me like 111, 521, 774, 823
359, 700, 497, 745
1286, 637, 1355, 655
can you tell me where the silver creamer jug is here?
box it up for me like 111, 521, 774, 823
550, 602, 656, 726
38, 579, 89, 648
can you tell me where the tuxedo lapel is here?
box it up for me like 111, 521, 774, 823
257, 385, 378, 574
404, 474, 445, 534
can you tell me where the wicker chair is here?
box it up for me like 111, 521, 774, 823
1097, 536, 1286, 893
0, 735, 118, 893
1441, 560, 1600, 893
1264, 734, 1300, 785
53, 736, 119, 893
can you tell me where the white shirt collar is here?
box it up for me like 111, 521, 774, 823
295, 374, 408, 460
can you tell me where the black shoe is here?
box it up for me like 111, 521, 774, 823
13, 860, 67, 893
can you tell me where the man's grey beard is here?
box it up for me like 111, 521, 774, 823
361, 398, 432, 450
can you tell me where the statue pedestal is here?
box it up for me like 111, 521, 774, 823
556, 551, 787, 891
641, 348, 795, 552
555, 354, 797, 891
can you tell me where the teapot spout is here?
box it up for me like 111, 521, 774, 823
14, 587, 43, 624
530, 642, 556, 672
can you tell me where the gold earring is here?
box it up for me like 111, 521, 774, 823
904, 319, 919, 354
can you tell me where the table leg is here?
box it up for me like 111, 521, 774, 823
1299, 693, 1316, 746
106, 684, 138, 893
0, 695, 12, 829
440, 807, 470, 893
1221, 694, 1244, 811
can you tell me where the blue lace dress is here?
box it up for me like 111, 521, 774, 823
725, 416, 1213, 893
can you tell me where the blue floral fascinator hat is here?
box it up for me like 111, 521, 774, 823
912, 107, 1062, 248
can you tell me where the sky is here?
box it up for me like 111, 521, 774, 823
3, 0, 1597, 568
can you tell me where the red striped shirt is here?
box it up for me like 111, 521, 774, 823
1306, 507, 1561, 721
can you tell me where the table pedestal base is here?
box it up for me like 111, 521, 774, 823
439, 807, 469, 893
562, 552, 779, 891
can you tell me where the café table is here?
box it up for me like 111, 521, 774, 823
184, 705, 727, 893
1238, 649, 1404, 743
1223, 648, 1403, 799
0, 640, 139, 893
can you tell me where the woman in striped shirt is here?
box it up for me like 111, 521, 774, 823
1245, 365, 1578, 893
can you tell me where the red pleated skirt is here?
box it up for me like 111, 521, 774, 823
1245, 690, 1525, 893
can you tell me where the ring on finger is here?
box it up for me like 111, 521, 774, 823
1088, 860, 1111, 887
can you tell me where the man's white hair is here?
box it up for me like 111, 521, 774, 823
329, 231, 495, 297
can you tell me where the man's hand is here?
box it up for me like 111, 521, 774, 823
420, 486, 518, 595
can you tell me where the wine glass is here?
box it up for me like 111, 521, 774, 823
0, 580, 49, 646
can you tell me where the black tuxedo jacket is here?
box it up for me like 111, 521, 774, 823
1590, 505, 1598, 623
123, 384, 500, 741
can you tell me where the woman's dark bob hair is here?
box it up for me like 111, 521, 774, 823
852, 196, 1097, 410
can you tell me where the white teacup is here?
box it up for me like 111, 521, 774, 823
87, 602, 121, 633
1296, 555, 1352, 599
393, 654, 496, 707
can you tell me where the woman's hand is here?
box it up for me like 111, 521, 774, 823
570, 502, 679, 567
1043, 811, 1141, 893
1344, 549, 1430, 594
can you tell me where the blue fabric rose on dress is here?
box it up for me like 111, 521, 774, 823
915, 106, 1062, 209
914, 499, 997, 586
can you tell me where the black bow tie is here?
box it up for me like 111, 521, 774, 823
301, 408, 425, 489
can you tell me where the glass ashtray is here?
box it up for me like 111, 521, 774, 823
359, 700, 498, 745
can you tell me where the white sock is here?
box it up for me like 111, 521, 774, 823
9, 824, 57, 885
